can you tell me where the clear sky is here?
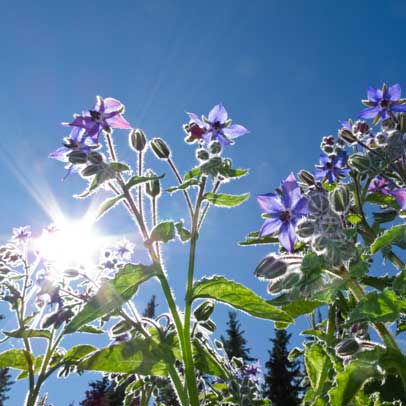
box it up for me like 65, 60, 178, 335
1, 0, 406, 404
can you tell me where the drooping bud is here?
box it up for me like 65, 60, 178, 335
200, 319, 216, 332
267, 277, 287, 294
375, 132, 387, 146
281, 271, 302, 290
63, 269, 80, 278
129, 129, 147, 152
196, 148, 209, 161
399, 113, 406, 133
68, 151, 88, 164
145, 170, 161, 198
335, 338, 360, 358
255, 254, 287, 280
353, 120, 370, 135
209, 141, 222, 155
338, 128, 357, 145
200, 157, 222, 177
298, 170, 316, 186
296, 218, 315, 241
81, 164, 101, 177
87, 151, 103, 164
329, 185, 351, 214
348, 153, 371, 174
307, 191, 330, 216
381, 118, 395, 132
150, 138, 170, 160
194, 301, 215, 322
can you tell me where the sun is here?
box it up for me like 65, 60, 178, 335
34, 217, 104, 277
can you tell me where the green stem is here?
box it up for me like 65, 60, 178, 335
326, 305, 335, 346
167, 363, 189, 406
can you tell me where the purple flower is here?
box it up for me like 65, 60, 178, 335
368, 176, 394, 195
359, 83, 406, 123
314, 152, 350, 184
12, 226, 31, 243
65, 96, 132, 141
114, 239, 134, 260
49, 127, 98, 179
390, 189, 406, 210
257, 173, 308, 253
187, 104, 249, 146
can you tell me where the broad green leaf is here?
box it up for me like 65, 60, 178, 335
238, 231, 279, 246
148, 221, 175, 243
191, 276, 293, 323
288, 347, 304, 361
184, 167, 202, 180
203, 192, 249, 208
347, 214, 362, 225
371, 225, 406, 253
193, 340, 229, 380
348, 289, 406, 324
79, 337, 171, 376
109, 162, 130, 172
3, 329, 51, 340
281, 299, 322, 318
96, 194, 125, 220
328, 359, 379, 406
372, 209, 398, 224
175, 221, 192, 242
0, 349, 33, 370
217, 167, 249, 179
126, 174, 165, 190
17, 355, 45, 380
166, 178, 199, 193
78, 325, 104, 334
65, 263, 158, 333
63, 345, 97, 365
305, 343, 332, 394
366, 192, 399, 209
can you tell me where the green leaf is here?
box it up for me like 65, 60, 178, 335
63, 345, 97, 365
288, 347, 304, 361
184, 167, 202, 180
203, 192, 249, 208
305, 343, 332, 394
372, 209, 398, 224
191, 276, 293, 323
78, 325, 104, 334
79, 337, 172, 376
0, 349, 33, 370
217, 167, 249, 179
281, 299, 323, 318
238, 231, 279, 246
65, 263, 159, 333
166, 179, 199, 193
148, 221, 175, 243
347, 214, 362, 225
371, 225, 406, 253
3, 329, 51, 340
348, 289, 406, 324
366, 192, 399, 209
328, 359, 380, 406
109, 162, 130, 172
126, 174, 165, 190
175, 221, 192, 242
194, 340, 229, 380
96, 194, 125, 220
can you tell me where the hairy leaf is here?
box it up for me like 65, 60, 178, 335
166, 178, 199, 193
96, 194, 125, 220
65, 263, 159, 333
126, 174, 165, 190
371, 225, 406, 253
0, 349, 34, 370
191, 276, 293, 323
305, 343, 332, 394
203, 192, 249, 208
148, 221, 175, 243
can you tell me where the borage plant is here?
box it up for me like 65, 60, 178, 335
0, 97, 291, 405
244, 83, 406, 406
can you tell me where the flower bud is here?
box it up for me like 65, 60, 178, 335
200, 157, 222, 177
196, 148, 209, 161
129, 129, 147, 152
329, 185, 351, 214
209, 141, 222, 155
311, 235, 328, 254
335, 338, 360, 358
81, 164, 101, 177
353, 120, 369, 135
87, 151, 103, 164
307, 191, 330, 216
255, 254, 287, 280
348, 153, 371, 174
267, 277, 287, 294
194, 301, 215, 321
296, 218, 315, 241
150, 138, 170, 159
68, 151, 88, 164
399, 113, 406, 133
375, 132, 387, 146
145, 170, 161, 198
281, 271, 302, 289
298, 170, 316, 186
200, 319, 216, 332
381, 118, 395, 132
338, 128, 357, 145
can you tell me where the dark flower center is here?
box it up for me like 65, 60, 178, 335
379, 98, 390, 109
212, 121, 222, 130
90, 110, 102, 122
325, 161, 333, 169
279, 210, 292, 222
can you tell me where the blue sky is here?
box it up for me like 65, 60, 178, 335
1, 0, 406, 404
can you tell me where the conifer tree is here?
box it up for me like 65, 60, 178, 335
262, 329, 301, 406
143, 295, 157, 318
0, 367, 12, 405
221, 311, 255, 362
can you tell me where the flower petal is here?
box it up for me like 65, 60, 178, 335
187, 112, 205, 127
292, 197, 308, 216
281, 172, 301, 208
390, 189, 406, 210
367, 86, 380, 102
208, 104, 228, 124
391, 103, 406, 112
222, 124, 249, 139
278, 222, 296, 253
104, 97, 123, 114
106, 114, 132, 129
259, 217, 283, 237
256, 193, 284, 214
49, 147, 69, 162
359, 106, 380, 119
388, 83, 401, 101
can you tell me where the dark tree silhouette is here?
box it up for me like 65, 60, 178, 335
0, 367, 12, 405
221, 311, 255, 362
142, 295, 157, 318
262, 329, 301, 406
